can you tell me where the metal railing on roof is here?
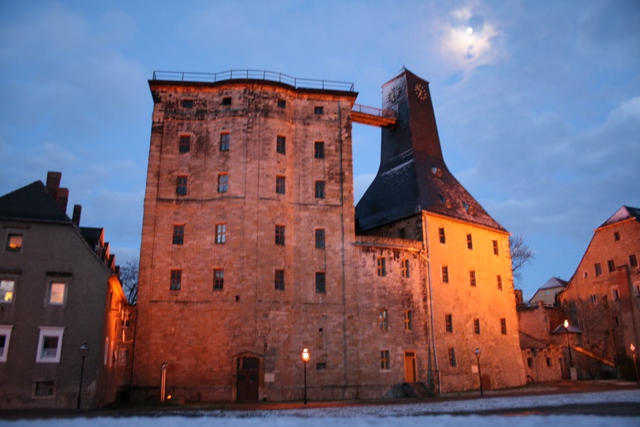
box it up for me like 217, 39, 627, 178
352, 103, 396, 119
152, 69, 355, 92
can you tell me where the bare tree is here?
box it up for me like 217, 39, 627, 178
119, 258, 139, 305
510, 234, 534, 287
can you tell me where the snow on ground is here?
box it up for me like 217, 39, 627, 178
4, 389, 640, 427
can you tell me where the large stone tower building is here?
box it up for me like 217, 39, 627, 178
133, 69, 525, 402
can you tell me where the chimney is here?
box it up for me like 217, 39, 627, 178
56, 187, 69, 214
72, 204, 82, 226
46, 171, 62, 198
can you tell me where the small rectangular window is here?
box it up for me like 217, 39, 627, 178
0, 325, 13, 362
595, 263, 602, 276
590, 294, 597, 304
276, 135, 286, 154
6, 234, 23, 251
315, 272, 326, 293
218, 173, 228, 193
181, 99, 193, 108
34, 380, 55, 397
500, 318, 507, 335
614, 231, 620, 241
442, 266, 449, 283
173, 225, 184, 245
176, 176, 188, 195
48, 282, 66, 305
438, 228, 445, 244
315, 181, 325, 199
448, 348, 457, 368
546, 357, 552, 367
377, 257, 386, 277
607, 259, 615, 273
527, 357, 533, 368
378, 309, 388, 331
277, 99, 286, 108
493, 240, 499, 255
222, 97, 231, 105
630, 254, 638, 268
213, 269, 224, 290
316, 362, 327, 370
470, 270, 476, 287
179, 135, 191, 153
612, 288, 620, 301
315, 229, 325, 249
0, 280, 15, 303
36, 327, 64, 363
404, 310, 412, 331
275, 269, 285, 291
314, 141, 325, 159
497, 275, 503, 291
401, 259, 410, 278
170, 270, 182, 291
474, 318, 480, 334
276, 176, 286, 195
220, 133, 230, 151
398, 228, 406, 238
380, 350, 390, 370
467, 234, 473, 250
216, 223, 226, 244
314, 106, 324, 115
445, 314, 453, 333
275, 225, 285, 246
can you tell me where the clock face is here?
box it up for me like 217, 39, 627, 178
387, 86, 400, 103
414, 83, 427, 101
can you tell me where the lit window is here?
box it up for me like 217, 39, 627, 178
315, 272, 326, 293
378, 309, 388, 331
493, 240, 499, 256
0, 325, 13, 362
170, 270, 181, 291
448, 348, 457, 368
6, 234, 23, 251
179, 135, 191, 153
401, 259, 410, 278
315, 229, 325, 249
173, 225, 184, 245
467, 234, 473, 250
607, 259, 615, 273
438, 228, 445, 244
314, 106, 324, 115
36, 327, 64, 363
445, 314, 453, 333
48, 282, 66, 305
176, 176, 188, 195
275, 269, 285, 291
276, 176, 286, 195
275, 225, 285, 246
315, 181, 325, 199
497, 275, 503, 291
380, 350, 390, 370
216, 223, 226, 244
474, 318, 480, 334
34, 380, 55, 397
213, 269, 224, 290
470, 270, 476, 287
404, 310, 412, 331
594, 263, 602, 276
377, 257, 386, 277
0, 280, 15, 303
218, 173, 228, 193
442, 266, 449, 283
220, 133, 230, 151
277, 136, 286, 154
314, 141, 324, 159
500, 318, 507, 335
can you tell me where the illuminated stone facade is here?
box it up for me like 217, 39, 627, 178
133, 70, 526, 402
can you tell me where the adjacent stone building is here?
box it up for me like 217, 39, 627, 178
133, 69, 526, 402
0, 172, 129, 409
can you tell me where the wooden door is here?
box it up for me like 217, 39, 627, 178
236, 357, 259, 400
404, 351, 417, 383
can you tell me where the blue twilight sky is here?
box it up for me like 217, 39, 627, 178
1, 0, 639, 299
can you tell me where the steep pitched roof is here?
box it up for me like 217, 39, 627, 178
599, 206, 640, 228
355, 69, 505, 232
0, 181, 70, 223
538, 277, 569, 290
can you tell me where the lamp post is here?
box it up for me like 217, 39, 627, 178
563, 320, 573, 366
474, 347, 483, 396
77, 342, 89, 410
631, 344, 639, 386
301, 348, 310, 405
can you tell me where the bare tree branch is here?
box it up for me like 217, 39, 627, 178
119, 258, 139, 305
510, 234, 534, 288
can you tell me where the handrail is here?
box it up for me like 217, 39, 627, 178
352, 103, 396, 119
152, 69, 355, 92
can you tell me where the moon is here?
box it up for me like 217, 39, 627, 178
466, 27, 473, 35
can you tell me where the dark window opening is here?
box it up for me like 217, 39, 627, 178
314, 106, 324, 115
181, 99, 193, 109
445, 314, 453, 333
176, 176, 188, 195
315, 181, 325, 199
277, 99, 286, 108
315, 229, 325, 249
315, 272, 326, 293
222, 97, 231, 105
439, 228, 445, 244
276, 176, 286, 195
314, 141, 325, 159
220, 133, 230, 151
277, 135, 286, 154
275, 269, 285, 290
179, 135, 191, 153
170, 270, 182, 291
173, 225, 184, 245
275, 225, 285, 246
213, 269, 224, 290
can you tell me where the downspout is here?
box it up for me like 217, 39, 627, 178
337, 101, 349, 397
420, 212, 440, 394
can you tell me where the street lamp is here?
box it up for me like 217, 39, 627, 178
77, 342, 89, 410
301, 348, 310, 405
563, 320, 573, 367
474, 347, 483, 396
631, 344, 639, 386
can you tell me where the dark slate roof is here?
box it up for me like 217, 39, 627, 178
538, 277, 569, 290
356, 69, 505, 232
80, 227, 104, 250
0, 181, 70, 223
599, 206, 640, 228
